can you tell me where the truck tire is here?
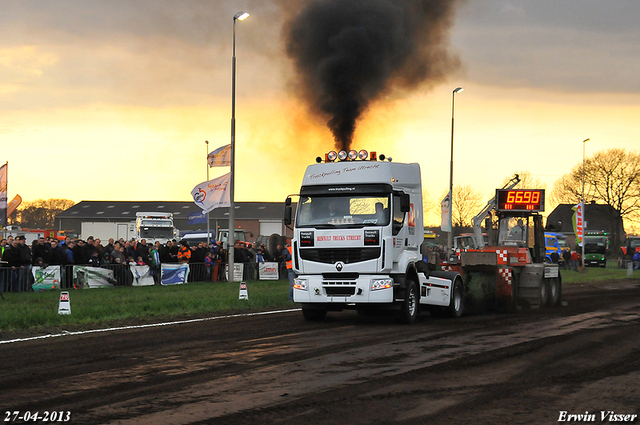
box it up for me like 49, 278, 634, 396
447, 279, 464, 318
548, 278, 561, 306
539, 280, 549, 308
301, 305, 327, 321
396, 280, 418, 324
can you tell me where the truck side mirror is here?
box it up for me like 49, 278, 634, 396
284, 197, 292, 225
400, 193, 410, 213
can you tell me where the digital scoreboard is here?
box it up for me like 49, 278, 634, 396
496, 189, 545, 212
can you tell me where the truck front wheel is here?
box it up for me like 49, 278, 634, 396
396, 280, 418, 324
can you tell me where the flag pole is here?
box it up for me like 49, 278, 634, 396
205, 141, 210, 247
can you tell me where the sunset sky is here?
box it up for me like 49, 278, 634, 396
1, 0, 638, 225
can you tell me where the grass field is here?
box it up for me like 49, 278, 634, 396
0, 266, 637, 334
0, 280, 292, 333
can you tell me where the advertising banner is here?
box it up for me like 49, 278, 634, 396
0, 163, 7, 227
440, 191, 451, 232
225, 263, 244, 281
258, 262, 279, 280
573, 202, 584, 247
31, 266, 61, 292
73, 266, 116, 288
130, 265, 155, 286
161, 263, 189, 285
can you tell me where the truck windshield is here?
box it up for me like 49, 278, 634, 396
584, 237, 606, 253
140, 227, 173, 239
296, 195, 391, 227
140, 219, 173, 227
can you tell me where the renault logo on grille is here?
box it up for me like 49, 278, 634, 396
335, 261, 345, 272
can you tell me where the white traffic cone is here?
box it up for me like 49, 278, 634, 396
58, 291, 71, 315
238, 282, 249, 300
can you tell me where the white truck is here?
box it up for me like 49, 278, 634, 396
135, 212, 179, 244
81, 221, 135, 242
285, 150, 464, 323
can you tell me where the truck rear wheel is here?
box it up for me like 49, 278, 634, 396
539, 280, 549, 308
548, 278, 561, 306
396, 280, 418, 324
301, 305, 327, 321
447, 279, 464, 318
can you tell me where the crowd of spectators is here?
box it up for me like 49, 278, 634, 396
0, 235, 287, 292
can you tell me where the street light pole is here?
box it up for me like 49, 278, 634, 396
448, 87, 464, 254
581, 138, 589, 269
229, 11, 250, 282
582, 138, 589, 203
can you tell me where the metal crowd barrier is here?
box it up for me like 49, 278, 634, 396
0, 261, 286, 292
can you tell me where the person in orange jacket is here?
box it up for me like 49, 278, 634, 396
177, 240, 192, 263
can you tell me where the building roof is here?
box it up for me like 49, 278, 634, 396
56, 201, 287, 221
546, 202, 624, 237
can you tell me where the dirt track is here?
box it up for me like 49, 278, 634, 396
2, 279, 640, 425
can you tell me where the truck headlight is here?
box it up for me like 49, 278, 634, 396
293, 278, 308, 291
371, 278, 393, 291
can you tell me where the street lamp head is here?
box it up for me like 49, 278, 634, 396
453, 87, 464, 94
583, 138, 590, 143
234, 12, 250, 21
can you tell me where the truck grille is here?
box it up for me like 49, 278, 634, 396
324, 281, 357, 296
299, 248, 381, 264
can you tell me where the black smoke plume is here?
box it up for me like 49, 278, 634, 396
284, 0, 462, 151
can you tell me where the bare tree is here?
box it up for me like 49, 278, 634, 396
443, 185, 482, 228
13, 198, 76, 228
501, 171, 546, 190
551, 148, 640, 224
422, 189, 436, 226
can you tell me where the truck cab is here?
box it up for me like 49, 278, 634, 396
287, 150, 464, 323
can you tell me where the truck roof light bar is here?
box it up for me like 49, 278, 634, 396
320, 149, 383, 162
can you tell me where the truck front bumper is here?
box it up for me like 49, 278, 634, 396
293, 275, 394, 304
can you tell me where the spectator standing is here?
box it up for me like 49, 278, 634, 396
103, 238, 115, 256
32, 237, 51, 266
283, 243, 296, 301
169, 240, 179, 262
159, 241, 171, 264
177, 240, 191, 263
2, 239, 20, 292
73, 240, 87, 265
49, 239, 64, 266
571, 250, 579, 271
205, 252, 214, 281
136, 239, 149, 264
562, 250, 571, 270
111, 242, 125, 265
16, 236, 32, 292
149, 242, 161, 285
